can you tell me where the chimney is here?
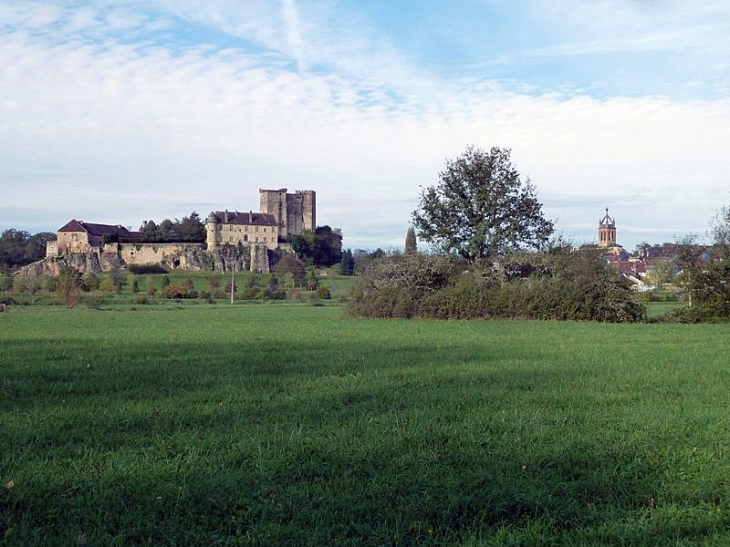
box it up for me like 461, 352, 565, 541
225, 209, 228, 223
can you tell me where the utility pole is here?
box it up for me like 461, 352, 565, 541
230, 256, 235, 304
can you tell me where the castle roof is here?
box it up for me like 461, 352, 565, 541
599, 208, 615, 227
58, 219, 135, 238
210, 211, 277, 226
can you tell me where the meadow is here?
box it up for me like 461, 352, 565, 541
2, 303, 730, 545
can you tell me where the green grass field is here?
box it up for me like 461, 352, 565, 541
2, 304, 730, 545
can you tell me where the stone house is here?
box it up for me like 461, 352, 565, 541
205, 211, 279, 251
49, 220, 138, 255
206, 188, 316, 252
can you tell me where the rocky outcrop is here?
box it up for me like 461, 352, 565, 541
15, 245, 275, 276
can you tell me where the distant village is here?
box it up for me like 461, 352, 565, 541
595, 208, 688, 290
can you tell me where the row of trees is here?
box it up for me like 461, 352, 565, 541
138, 212, 207, 242
291, 226, 343, 267
0, 229, 56, 270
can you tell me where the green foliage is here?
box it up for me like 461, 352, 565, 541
305, 269, 319, 291
292, 226, 343, 267
313, 286, 332, 300
672, 214, 730, 321
273, 253, 307, 279
83, 272, 100, 292
44, 276, 58, 293
412, 146, 554, 261
347, 248, 646, 322
139, 212, 206, 243
313, 226, 343, 267
128, 264, 169, 275
56, 266, 82, 308
0, 272, 14, 293
339, 249, 355, 275
291, 230, 315, 261
99, 276, 120, 294
0, 229, 56, 270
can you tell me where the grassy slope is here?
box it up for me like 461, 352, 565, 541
1, 305, 730, 545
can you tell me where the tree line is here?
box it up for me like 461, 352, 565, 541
0, 229, 56, 271
138, 212, 207, 243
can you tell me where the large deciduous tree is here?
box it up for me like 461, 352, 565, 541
412, 146, 553, 262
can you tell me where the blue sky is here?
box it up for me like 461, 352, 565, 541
1, 0, 729, 251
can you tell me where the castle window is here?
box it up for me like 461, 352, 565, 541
244, 235, 248, 242
263, 237, 267, 243
255, 237, 259, 242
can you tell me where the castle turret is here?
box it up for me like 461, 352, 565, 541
206, 212, 219, 251
598, 208, 617, 248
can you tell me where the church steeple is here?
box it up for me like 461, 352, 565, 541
598, 208, 616, 248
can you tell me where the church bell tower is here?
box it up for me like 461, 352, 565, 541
598, 208, 617, 248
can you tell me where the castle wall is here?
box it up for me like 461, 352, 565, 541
118, 242, 205, 267
56, 231, 92, 254
207, 223, 279, 251
46, 241, 58, 257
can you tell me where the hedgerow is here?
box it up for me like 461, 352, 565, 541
346, 248, 646, 323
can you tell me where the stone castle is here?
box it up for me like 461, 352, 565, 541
35, 189, 316, 276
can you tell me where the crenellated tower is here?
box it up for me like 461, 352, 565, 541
259, 188, 316, 242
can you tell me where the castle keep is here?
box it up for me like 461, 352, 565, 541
206, 189, 316, 252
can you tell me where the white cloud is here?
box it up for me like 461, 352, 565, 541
1, 1, 729, 252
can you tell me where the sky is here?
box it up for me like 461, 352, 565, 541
1, 0, 729, 251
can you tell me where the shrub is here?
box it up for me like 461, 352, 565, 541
81, 296, 106, 309
128, 264, 169, 275
262, 288, 287, 301
312, 286, 332, 300
239, 287, 261, 300
346, 248, 646, 322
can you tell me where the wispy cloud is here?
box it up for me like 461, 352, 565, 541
1, 1, 729, 251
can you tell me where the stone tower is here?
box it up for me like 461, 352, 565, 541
259, 188, 316, 242
206, 212, 220, 251
598, 208, 617, 248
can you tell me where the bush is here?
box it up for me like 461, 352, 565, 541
346, 248, 646, 323
81, 296, 106, 309
239, 287, 261, 300
312, 286, 332, 300
128, 264, 169, 275
132, 294, 148, 305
